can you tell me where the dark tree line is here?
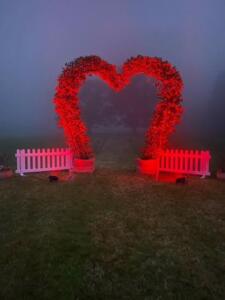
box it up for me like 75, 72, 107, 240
207, 71, 225, 140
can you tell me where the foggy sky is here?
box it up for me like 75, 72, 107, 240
0, 0, 225, 137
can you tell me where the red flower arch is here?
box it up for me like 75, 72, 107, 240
53, 55, 183, 159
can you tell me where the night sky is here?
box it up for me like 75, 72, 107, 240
0, 0, 225, 138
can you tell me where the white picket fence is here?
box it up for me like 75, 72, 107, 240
15, 147, 211, 177
159, 149, 211, 177
15, 148, 72, 175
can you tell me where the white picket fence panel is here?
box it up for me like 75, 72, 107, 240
15, 148, 72, 175
159, 149, 211, 176
15, 148, 211, 177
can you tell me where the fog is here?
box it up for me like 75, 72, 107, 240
0, 0, 225, 143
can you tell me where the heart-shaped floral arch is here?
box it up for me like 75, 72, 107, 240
53, 55, 183, 159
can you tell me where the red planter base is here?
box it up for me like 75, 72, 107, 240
72, 158, 95, 173
137, 158, 159, 176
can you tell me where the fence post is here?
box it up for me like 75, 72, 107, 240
202, 151, 211, 177
206, 151, 211, 176
20, 149, 25, 176
15, 149, 21, 174
69, 149, 73, 170
200, 151, 204, 177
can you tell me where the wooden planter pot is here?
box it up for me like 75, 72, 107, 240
72, 158, 95, 173
137, 158, 159, 176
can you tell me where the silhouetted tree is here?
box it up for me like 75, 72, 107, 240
79, 75, 157, 135
80, 77, 118, 132
112, 75, 157, 134
208, 71, 225, 139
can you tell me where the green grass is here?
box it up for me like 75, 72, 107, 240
0, 134, 225, 299
0, 169, 225, 299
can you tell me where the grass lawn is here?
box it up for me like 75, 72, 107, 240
0, 170, 225, 299
0, 134, 225, 299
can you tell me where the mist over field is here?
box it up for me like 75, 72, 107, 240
1, 3, 225, 299
0, 0, 225, 145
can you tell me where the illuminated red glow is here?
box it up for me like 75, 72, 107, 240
137, 158, 159, 176
137, 149, 211, 177
53, 55, 183, 159
72, 157, 95, 173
